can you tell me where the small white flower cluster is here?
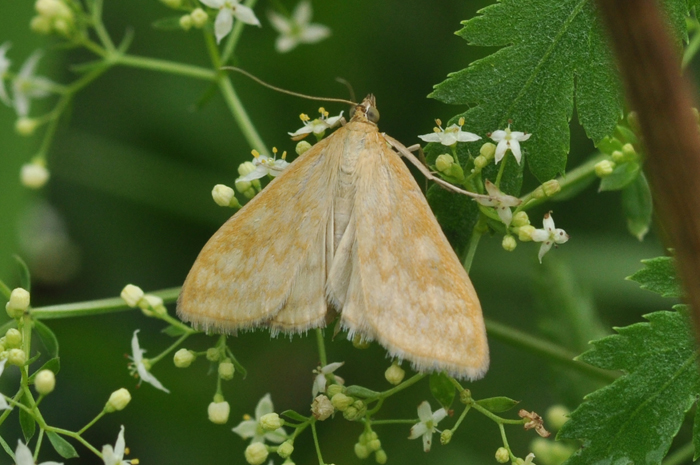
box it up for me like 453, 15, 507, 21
289, 107, 344, 140
233, 394, 289, 464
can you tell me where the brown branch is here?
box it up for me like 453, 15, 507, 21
596, 0, 700, 331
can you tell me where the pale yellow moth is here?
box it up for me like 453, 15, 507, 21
177, 95, 489, 380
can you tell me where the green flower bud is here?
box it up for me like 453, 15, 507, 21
139, 294, 167, 317
384, 362, 405, 385
545, 404, 570, 431
367, 438, 381, 451
533, 180, 561, 199
15, 117, 39, 136
105, 388, 131, 412
30, 15, 52, 34
5, 329, 22, 348
352, 334, 371, 349
326, 384, 344, 398
218, 359, 235, 380
435, 154, 454, 173
208, 401, 230, 424
480, 142, 496, 160
206, 347, 220, 361
8, 348, 26, 366
212, 184, 238, 207
330, 392, 353, 411
473, 155, 488, 170
235, 178, 256, 199
53, 18, 73, 37
440, 429, 453, 445
375, 449, 387, 464
495, 447, 510, 463
595, 160, 615, 177
120, 284, 144, 308
354, 443, 370, 459
173, 348, 195, 368
502, 235, 517, 252
245, 442, 269, 465
179, 14, 193, 30
277, 440, 294, 459
517, 225, 536, 242
160, 0, 181, 8
622, 143, 636, 159
190, 8, 208, 28
459, 388, 472, 404
512, 211, 530, 227
238, 161, 256, 177
343, 400, 366, 421
35, 369, 55, 395
260, 413, 282, 431
6, 287, 30, 318
296, 141, 312, 155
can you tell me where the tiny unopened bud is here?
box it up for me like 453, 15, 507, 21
326, 384, 344, 398
296, 141, 312, 155
260, 412, 282, 431
238, 161, 256, 177
6, 288, 30, 319
459, 388, 472, 404
277, 440, 294, 459
311, 395, 334, 421
20, 163, 50, 189
235, 178, 256, 199
473, 155, 488, 170
440, 429, 453, 445
622, 143, 636, 159
206, 347, 220, 361
160, 0, 181, 8
120, 284, 144, 308
502, 235, 517, 252
5, 329, 21, 348
384, 362, 405, 385
518, 225, 536, 242
105, 388, 132, 412
512, 211, 529, 227
495, 447, 510, 463
212, 184, 238, 207
245, 442, 269, 465
375, 449, 388, 464
533, 180, 560, 199
480, 142, 496, 160
343, 399, 366, 421
35, 0, 63, 17
352, 334, 371, 349
190, 8, 208, 28
330, 392, 353, 411
30, 15, 52, 34
545, 404, 570, 431
354, 443, 370, 459
208, 401, 230, 424
367, 438, 381, 451
595, 160, 615, 177
435, 154, 454, 173
35, 369, 55, 395
173, 348, 195, 368
179, 14, 193, 30
53, 18, 72, 36
218, 359, 235, 380
139, 294, 166, 317
15, 117, 39, 136
7, 348, 26, 366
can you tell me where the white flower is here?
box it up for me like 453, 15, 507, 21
232, 393, 287, 444
418, 117, 480, 147
198, 0, 261, 44
102, 426, 133, 465
0, 42, 12, 106
312, 361, 344, 397
268, 1, 330, 53
408, 401, 447, 452
523, 453, 537, 465
475, 180, 522, 227
239, 149, 291, 182
12, 50, 53, 117
20, 162, 50, 189
0, 359, 11, 411
531, 212, 569, 263
208, 400, 231, 424
15, 440, 62, 465
129, 330, 170, 393
288, 108, 343, 139
490, 125, 531, 165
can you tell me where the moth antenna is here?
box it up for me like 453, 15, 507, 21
223, 67, 358, 106
334, 77, 356, 104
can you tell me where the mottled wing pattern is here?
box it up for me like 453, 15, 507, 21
178, 134, 344, 334
338, 131, 489, 380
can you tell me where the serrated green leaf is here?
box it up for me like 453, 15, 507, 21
28, 357, 60, 383
559, 307, 699, 464
476, 396, 519, 413
46, 431, 79, 459
13, 255, 31, 293
429, 373, 455, 409
430, 0, 689, 182
161, 324, 187, 337
152, 16, 185, 31
598, 161, 640, 192
281, 409, 309, 422
34, 320, 59, 358
427, 185, 479, 254
19, 397, 35, 442
596, 136, 624, 155
344, 385, 380, 399
627, 256, 681, 298
621, 172, 652, 241
694, 404, 700, 460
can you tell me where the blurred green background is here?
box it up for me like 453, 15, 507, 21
0, 0, 677, 464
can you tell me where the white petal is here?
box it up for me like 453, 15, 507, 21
494, 139, 508, 164
276, 35, 298, 53
18, 50, 42, 79
422, 431, 432, 452
137, 363, 170, 393
455, 131, 481, 142
538, 241, 553, 263
234, 4, 261, 26
288, 125, 313, 137
432, 408, 447, 423
418, 133, 442, 143
255, 393, 274, 419
214, 8, 234, 43
268, 10, 292, 34
293, 0, 312, 25
13, 90, 30, 117
131, 330, 143, 364
264, 427, 288, 444
102, 445, 117, 465
542, 213, 555, 232
313, 373, 327, 396
321, 361, 344, 374
0, 358, 6, 378
513, 131, 531, 142
40, 462, 64, 465
114, 426, 126, 459
300, 24, 331, 44
0, 80, 10, 107
269, 160, 290, 176
554, 228, 569, 245
484, 180, 499, 197
0, 395, 10, 411
416, 401, 433, 422
239, 165, 269, 181
199, 0, 224, 7
15, 441, 34, 465
232, 419, 258, 438
530, 229, 549, 242
510, 139, 522, 164
490, 130, 507, 142
408, 422, 428, 439
324, 112, 344, 128
497, 206, 513, 227
440, 133, 457, 146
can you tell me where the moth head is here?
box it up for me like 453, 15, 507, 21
352, 94, 380, 124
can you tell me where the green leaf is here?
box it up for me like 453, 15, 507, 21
152, 16, 185, 31
627, 256, 682, 298
476, 396, 519, 413
427, 185, 479, 254
281, 410, 309, 422
596, 136, 624, 155
344, 385, 380, 399
19, 397, 35, 442
224, 349, 247, 379
0, 319, 17, 336
28, 357, 60, 383
46, 431, 79, 459
13, 255, 31, 292
559, 306, 699, 464
429, 372, 455, 409
694, 405, 700, 460
598, 161, 640, 192
430, 0, 689, 182
621, 172, 652, 241
33, 320, 59, 358
162, 324, 187, 337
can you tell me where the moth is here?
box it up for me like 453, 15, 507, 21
177, 95, 489, 380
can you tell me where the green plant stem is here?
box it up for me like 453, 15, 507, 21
495, 152, 508, 186
220, 0, 259, 63
0, 434, 14, 461
485, 318, 618, 383
662, 441, 695, 465
316, 328, 327, 366
33, 429, 44, 461
91, 0, 115, 51
450, 405, 472, 433
149, 332, 192, 365
310, 420, 325, 465
463, 217, 486, 272
369, 373, 426, 402
498, 423, 516, 461
0, 389, 24, 428
370, 419, 418, 425
49, 426, 102, 457
0, 279, 11, 299
77, 410, 106, 435
471, 402, 524, 425
112, 54, 217, 81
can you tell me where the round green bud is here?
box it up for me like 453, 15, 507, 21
367, 438, 381, 451
245, 442, 269, 465
352, 334, 371, 349
495, 447, 510, 463
296, 141, 312, 155
173, 348, 195, 368
235, 178, 256, 199
15, 117, 39, 136
435, 154, 455, 173
218, 359, 235, 380
179, 14, 193, 30
545, 404, 570, 431
502, 235, 517, 252
375, 449, 388, 464
105, 388, 132, 412
35, 369, 55, 395
610, 150, 624, 163
622, 143, 636, 159
8, 348, 26, 366
208, 401, 230, 424
480, 142, 496, 160
384, 362, 405, 385
190, 8, 208, 28
533, 180, 561, 199
277, 440, 294, 459
517, 225, 536, 242
459, 388, 472, 404
53, 18, 72, 37
120, 284, 144, 308
354, 443, 370, 459
260, 413, 282, 431
473, 155, 489, 170
595, 160, 615, 178
440, 429, 453, 445
512, 211, 530, 227
326, 383, 344, 398
30, 15, 53, 34
311, 395, 334, 421
330, 392, 353, 411
5, 329, 22, 349
6, 287, 30, 318
238, 161, 256, 177
206, 347, 221, 361
139, 294, 167, 317
160, 0, 181, 8
212, 184, 236, 207
343, 400, 366, 421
